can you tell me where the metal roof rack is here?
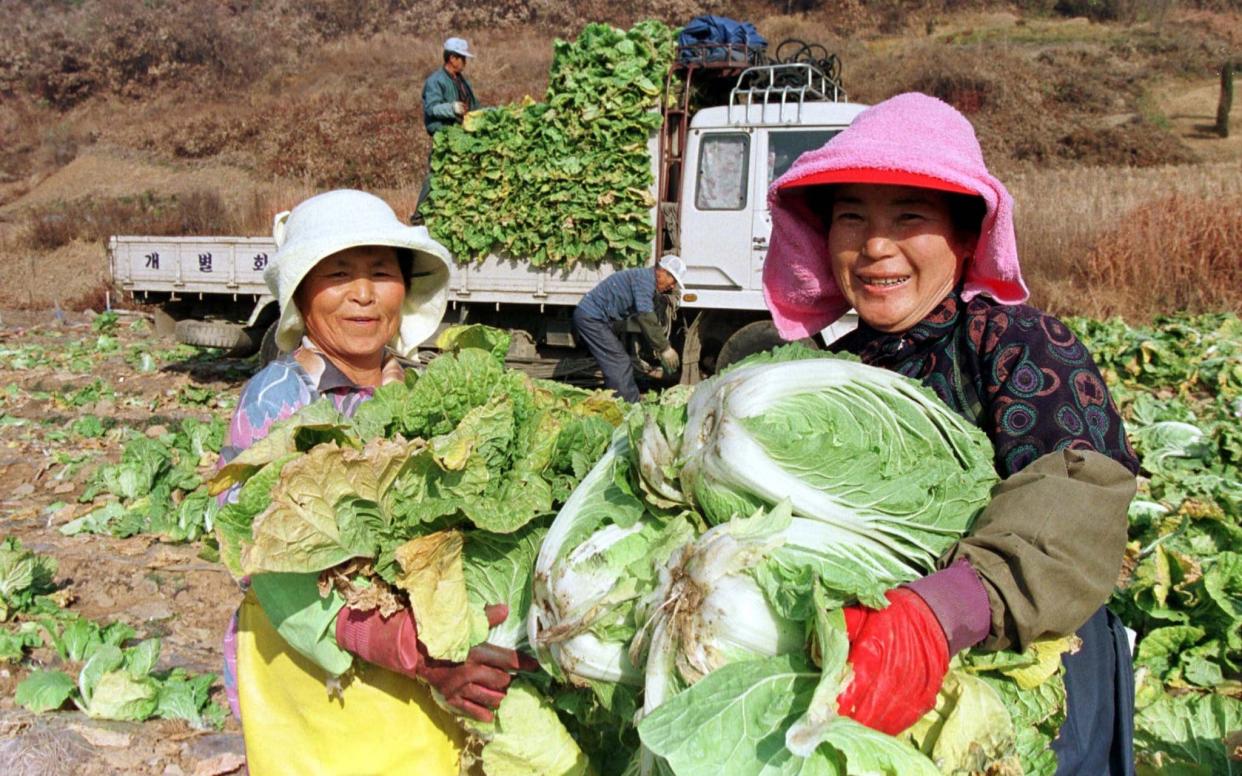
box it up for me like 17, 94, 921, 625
728, 61, 846, 124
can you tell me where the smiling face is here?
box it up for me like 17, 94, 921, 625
826, 184, 977, 333
295, 245, 406, 367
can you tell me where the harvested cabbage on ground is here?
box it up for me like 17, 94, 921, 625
208, 326, 623, 775
5, 538, 226, 727
423, 21, 675, 268
1069, 313, 1242, 775
531, 345, 1076, 775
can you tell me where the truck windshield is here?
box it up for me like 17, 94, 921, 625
767, 130, 840, 185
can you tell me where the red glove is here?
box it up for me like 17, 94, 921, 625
835, 588, 950, 735
335, 603, 538, 723
335, 604, 422, 674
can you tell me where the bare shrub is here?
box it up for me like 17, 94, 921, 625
154, 26, 556, 190
235, 188, 304, 236
1074, 193, 1242, 316
851, 41, 1065, 171
1050, 0, 1177, 23
259, 92, 423, 189
66, 282, 112, 313
0, 0, 280, 107
1050, 120, 1198, 166
429, 0, 704, 30
756, 5, 873, 43
24, 189, 243, 250
850, 30, 1210, 172
0, 99, 79, 186
27, 208, 77, 251
1010, 162, 1242, 319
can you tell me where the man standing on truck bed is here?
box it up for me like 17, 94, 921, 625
412, 37, 480, 225
573, 255, 685, 402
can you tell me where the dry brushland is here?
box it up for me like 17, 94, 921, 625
0, 1, 1241, 774
1, 0, 1240, 317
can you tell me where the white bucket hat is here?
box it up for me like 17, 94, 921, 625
658, 254, 686, 290
264, 189, 451, 359
443, 37, 473, 58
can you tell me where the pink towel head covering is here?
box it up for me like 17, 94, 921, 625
762, 92, 1029, 339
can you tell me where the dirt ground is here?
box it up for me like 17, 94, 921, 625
1156, 77, 1242, 163
0, 309, 253, 776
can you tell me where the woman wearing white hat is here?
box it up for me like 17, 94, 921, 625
217, 190, 530, 775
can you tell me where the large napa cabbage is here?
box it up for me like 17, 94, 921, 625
530, 347, 1049, 775
677, 353, 998, 607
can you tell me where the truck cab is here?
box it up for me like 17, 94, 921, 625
654, 54, 866, 379
679, 102, 864, 310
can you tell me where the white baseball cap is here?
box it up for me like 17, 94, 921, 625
265, 190, 451, 358
658, 254, 686, 289
444, 37, 473, 58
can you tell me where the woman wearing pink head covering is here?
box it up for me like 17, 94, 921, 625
764, 93, 1140, 774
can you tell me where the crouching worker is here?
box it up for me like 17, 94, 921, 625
217, 190, 535, 776
573, 254, 685, 402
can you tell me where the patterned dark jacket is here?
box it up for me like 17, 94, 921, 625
832, 291, 1139, 651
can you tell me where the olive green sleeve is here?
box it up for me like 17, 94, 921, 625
942, 449, 1136, 652
634, 311, 669, 352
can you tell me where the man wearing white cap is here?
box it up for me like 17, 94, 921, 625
413, 37, 480, 224
422, 37, 478, 136
573, 255, 685, 402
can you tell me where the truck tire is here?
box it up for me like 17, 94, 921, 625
174, 320, 251, 351
259, 321, 282, 366
716, 320, 817, 371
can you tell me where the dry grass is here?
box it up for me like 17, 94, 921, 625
1077, 193, 1242, 316
25, 190, 242, 250
143, 27, 556, 192
1010, 161, 1242, 319
3, 2, 1241, 318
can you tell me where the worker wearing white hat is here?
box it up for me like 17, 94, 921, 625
225, 190, 533, 775
413, 36, 481, 224
424, 36, 478, 135
264, 189, 450, 360
573, 255, 685, 402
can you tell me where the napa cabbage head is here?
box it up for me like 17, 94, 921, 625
677, 352, 998, 607
636, 502, 808, 714
529, 433, 696, 690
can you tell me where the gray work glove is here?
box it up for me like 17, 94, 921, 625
453, 101, 467, 116
659, 347, 680, 375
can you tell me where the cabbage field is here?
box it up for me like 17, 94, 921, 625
0, 310, 1238, 775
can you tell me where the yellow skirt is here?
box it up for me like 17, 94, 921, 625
236, 591, 465, 776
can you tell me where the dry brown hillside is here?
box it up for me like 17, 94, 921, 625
1, 0, 1240, 318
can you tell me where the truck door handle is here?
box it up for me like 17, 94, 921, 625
752, 238, 769, 248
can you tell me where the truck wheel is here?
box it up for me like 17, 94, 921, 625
174, 320, 251, 351
716, 320, 817, 371
259, 321, 282, 366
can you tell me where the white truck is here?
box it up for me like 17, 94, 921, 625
108, 51, 864, 384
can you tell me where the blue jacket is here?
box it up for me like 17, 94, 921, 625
422, 67, 478, 136
578, 268, 658, 322
577, 268, 670, 351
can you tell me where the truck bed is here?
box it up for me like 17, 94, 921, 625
108, 235, 620, 308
